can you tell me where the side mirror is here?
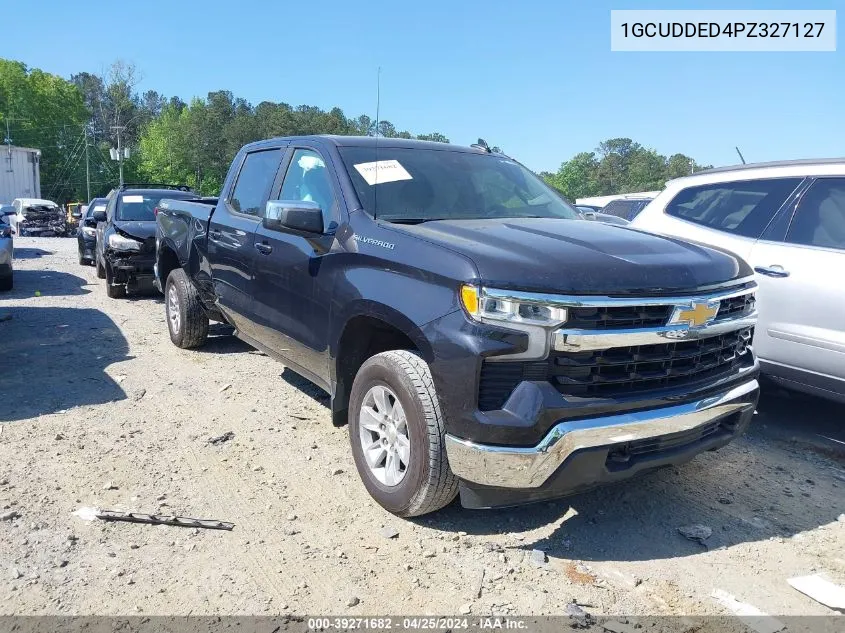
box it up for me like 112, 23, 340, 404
263, 200, 324, 234
92, 210, 107, 223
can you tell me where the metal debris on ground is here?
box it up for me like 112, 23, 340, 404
678, 524, 712, 544
379, 526, 399, 539
95, 510, 235, 531
208, 431, 235, 445
787, 574, 845, 611
218, 383, 232, 393
529, 549, 548, 566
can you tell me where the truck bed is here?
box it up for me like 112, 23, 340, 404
156, 197, 219, 285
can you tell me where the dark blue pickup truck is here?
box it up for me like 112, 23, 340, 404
156, 136, 760, 517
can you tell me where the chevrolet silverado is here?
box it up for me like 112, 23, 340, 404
155, 136, 759, 517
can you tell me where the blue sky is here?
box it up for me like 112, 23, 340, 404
4, 0, 843, 172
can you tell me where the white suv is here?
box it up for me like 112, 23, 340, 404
632, 159, 845, 404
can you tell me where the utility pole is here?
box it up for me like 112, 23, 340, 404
111, 125, 126, 186
4, 118, 12, 173
84, 126, 91, 201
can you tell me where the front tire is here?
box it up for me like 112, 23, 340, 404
349, 350, 458, 517
104, 263, 126, 299
95, 256, 106, 279
165, 268, 209, 349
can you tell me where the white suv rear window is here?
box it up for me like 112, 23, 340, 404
665, 177, 802, 238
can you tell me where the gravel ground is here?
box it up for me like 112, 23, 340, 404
1, 237, 844, 619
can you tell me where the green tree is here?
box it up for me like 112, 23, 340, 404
543, 152, 600, 201
0, 59, 89, 202
666, 153, 695, 179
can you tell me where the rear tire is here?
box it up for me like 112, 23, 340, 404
348, 350, 458, 517
165, 268, 209, 349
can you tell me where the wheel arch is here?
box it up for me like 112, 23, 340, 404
330, 304, 434, 427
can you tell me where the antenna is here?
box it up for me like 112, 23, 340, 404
735, 146, 747, 165
373, 67, 381, 219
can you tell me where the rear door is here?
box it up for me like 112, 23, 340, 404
748, 177, 845, 392
208, 147, 284, 337
251, 146, 340, 385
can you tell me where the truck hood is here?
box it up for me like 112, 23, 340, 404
114, 220, 156, 241
390, 218, 751, 295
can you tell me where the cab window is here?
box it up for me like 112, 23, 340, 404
229, 149, 283, 216
277, 149, 337, 227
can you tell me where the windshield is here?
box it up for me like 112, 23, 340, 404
84, 200, 106, 220
116, 192, 190, 221
339, 147, 580, 222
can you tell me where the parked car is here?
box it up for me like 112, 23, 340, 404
77, 198, 107, 265
632, 159, 845, 404
156, 135, 759, 517
577, 207, 632, 227
575, 204, 602, 214
93, 185, 196, 298
0, 206, 15, 291
599, 196, 654, 222
9, 198, 66, 237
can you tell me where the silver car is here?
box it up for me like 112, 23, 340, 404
0, 206, 14, 291
632, 159, 845, 403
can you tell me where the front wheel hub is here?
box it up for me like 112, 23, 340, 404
358, 385, 411, 487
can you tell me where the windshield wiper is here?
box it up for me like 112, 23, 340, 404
381, 217, 449, 225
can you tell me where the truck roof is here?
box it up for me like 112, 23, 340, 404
242, 135, 496, 156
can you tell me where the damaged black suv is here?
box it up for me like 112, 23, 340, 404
93, 184, 196, 298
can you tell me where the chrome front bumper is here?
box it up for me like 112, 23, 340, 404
445, 379, 759, 489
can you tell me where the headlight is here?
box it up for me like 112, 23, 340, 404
82, 226, 96, 237
460, 285, 568, 360
108, 233, 142, 251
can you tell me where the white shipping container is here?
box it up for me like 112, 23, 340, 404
0, 146, 41, 204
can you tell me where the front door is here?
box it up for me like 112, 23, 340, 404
749, 177, 845, 390
251, 147, 339, 385
208, 147, 284, 337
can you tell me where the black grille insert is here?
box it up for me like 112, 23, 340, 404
551, 328, 753, 398
718, 293, 755, 319
477, 328, 753, 410
565, 305, 672, 330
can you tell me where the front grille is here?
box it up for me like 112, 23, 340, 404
551, 328, 753, 397
477, 328, 753, 409
565, 305, 672, 330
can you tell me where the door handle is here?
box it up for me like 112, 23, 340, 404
754, 265, 790, 278
255, 242, 273, 255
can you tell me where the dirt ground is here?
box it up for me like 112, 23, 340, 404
1, 237, 844, 619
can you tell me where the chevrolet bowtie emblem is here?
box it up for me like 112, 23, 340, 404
670, 301, 720, 328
